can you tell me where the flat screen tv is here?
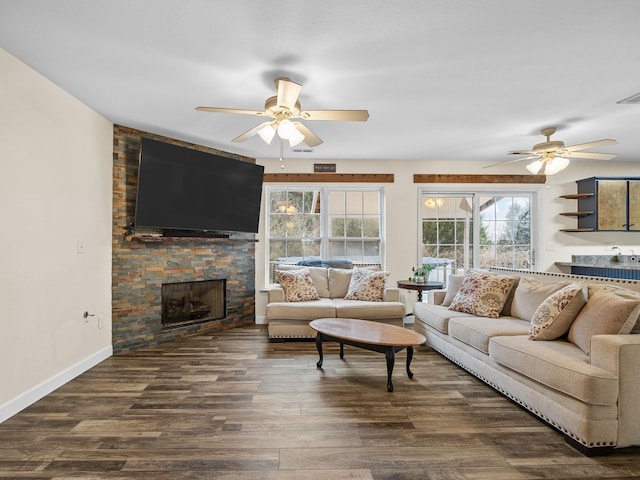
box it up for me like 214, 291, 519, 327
134, 138, 264, 235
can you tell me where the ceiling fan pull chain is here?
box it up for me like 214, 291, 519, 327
279, 138, 285, 169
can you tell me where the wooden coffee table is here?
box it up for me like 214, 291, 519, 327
309, 318, 427, 392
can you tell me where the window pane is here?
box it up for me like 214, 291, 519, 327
330, 216, 345, 236
363, 191, 379, 214
328, 191, 345, 214
438, 221, 456, 244
328, 239, 345, 258
363, 216, 379, 237
345, 217, 363, 237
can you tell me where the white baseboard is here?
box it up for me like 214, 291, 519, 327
255, 315, 267, 325
0, 345, 113, 423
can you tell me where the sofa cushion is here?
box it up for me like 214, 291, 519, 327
275, 268, 320, 302
413, 302, 477, 334
448, 317, 530, 354
511, 277, 572, 321
568, 289, 640, 354
328, 268, 353, 298
275, 265, 330, 298
442, 274, 465, 307
489, 335, 619, 406
344, 269, 389, 301
265, 298, 336, 320
528, 283, 587, 341
449, 271, 516, 319
333, 298, 405, 320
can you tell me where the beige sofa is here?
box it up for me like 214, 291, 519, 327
266, 265, 405, 340
414, 267, 640, 456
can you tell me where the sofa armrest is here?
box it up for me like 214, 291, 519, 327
428, 289, 447, 305
266, 284, 285, 303
383, 287, 400, 302
590, 334, 640, 447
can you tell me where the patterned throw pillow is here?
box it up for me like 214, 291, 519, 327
528, 283, 587, 340
344, 269, 390, 302
448, 271, 515, 319
568, 289, 640, 354
276, 268, 320, 302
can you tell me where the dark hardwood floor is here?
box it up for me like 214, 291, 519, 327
1, 324, 639, 479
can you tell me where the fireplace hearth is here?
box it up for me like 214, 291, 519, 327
161, 279, 226, 327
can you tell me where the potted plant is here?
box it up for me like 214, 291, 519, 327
411, 264, 434, 283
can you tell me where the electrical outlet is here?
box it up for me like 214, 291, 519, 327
545, 241, 555, 251
77, 239, 85, 254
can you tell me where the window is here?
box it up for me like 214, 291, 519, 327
420, 191, 535, 279
266, 187, 384, 281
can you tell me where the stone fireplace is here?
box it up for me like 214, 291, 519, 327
112, 126, 258, 353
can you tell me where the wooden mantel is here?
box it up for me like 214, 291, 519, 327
264, 173, 394, 183
414, 174, 546, 184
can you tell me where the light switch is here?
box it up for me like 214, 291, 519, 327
77, 239, 85, 254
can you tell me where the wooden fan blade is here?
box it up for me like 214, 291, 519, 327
196, 106, 265, 116
276, 78, 302, 110
483, 155, 538, 169
293, 122, 323, 147
300, 109, 369, 121
231, 122, 272, 143
566, 152, 618, 160
566, 139, 617, 151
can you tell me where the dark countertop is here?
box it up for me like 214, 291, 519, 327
555, 255, 640, 271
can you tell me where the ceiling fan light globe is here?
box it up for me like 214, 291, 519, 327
542, 156, 570, 175
257, 124, 276, 144
277, 119, 296, 140
526, 160, 543, 174
288, 129, 305, 147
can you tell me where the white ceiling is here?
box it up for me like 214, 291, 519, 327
1, 0, 639, 169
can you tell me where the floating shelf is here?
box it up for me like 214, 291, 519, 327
559, 228, 595, 232
559, 193, 594, 199
559, 211, 594, 217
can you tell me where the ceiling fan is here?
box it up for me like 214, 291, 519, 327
486, 127, 618, 175
196, 77, 369, 149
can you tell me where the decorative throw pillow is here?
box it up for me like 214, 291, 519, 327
344, 269, 390, 301
512, 277, 572, 321
528, 283, 587, 340
275, 265, 330, 297
568, 289, 640, 354
586, 285, 640, 334
442, 274, 465, 307
276, 268, 320, 302
448, 271, 515, 319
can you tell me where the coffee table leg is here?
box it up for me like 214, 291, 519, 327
406, 346, 414, 379
339, 342, 344, 359
385, 347, 395, 392
315, 333, 323, 369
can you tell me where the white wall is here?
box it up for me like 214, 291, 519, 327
255, 157, 640, 321
0, 49, 113, 421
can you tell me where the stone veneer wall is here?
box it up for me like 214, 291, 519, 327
112, 125, 258, 353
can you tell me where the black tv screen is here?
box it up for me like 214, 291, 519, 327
134, 138, 264, 234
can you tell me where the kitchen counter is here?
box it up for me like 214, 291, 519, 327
555, 255, 640, 280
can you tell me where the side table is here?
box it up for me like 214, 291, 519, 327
396, 280, 445, 303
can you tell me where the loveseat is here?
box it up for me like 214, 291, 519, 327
266, 265, 405, 340
413, 267, 640, 455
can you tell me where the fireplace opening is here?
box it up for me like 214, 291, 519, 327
161, 279, 226, 327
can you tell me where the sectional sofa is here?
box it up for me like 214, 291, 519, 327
413, 267, 640, 455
